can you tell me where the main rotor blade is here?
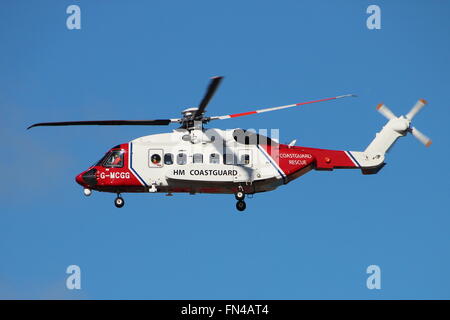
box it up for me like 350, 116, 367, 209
409, 126, 432, 147
406, 99, 427, 120
376, 103, 397, 120
194, 76, 223, 119
27, 119, 176, 129
208, 94, 356, 121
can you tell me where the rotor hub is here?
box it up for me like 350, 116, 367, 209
181, 107, 199, 117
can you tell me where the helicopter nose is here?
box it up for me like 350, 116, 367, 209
75, 168, 98, 187
75, 173, 84, 186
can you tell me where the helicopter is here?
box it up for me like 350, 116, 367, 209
28, 76, 431, 211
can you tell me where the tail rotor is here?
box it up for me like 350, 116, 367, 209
375, 99, 432, 148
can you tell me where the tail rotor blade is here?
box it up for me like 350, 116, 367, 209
406, 99, 427, 120
410, 126, 432, 147
376, 103, 397, 120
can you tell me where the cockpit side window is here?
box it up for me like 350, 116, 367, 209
103, 150, 124, 168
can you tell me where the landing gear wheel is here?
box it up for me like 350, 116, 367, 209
235, 191, 245, 201
115, 196, 125, 208
236, 200, 246, 212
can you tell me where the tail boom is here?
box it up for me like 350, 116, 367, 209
277, 146, 385, 176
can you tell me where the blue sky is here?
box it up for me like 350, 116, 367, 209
0, 0, 449, 299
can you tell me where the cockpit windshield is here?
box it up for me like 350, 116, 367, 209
94, 149, 124, 168
94, 153, 109, 167
103, 150, 124, 168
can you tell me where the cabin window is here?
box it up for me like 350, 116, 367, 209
177, 153, 187, 165
150, 153, 161, 165
103, 150, 124, 168
148, 149, 164, 168
223, 153, 235, 165
164, 153, 173, 165
209, 153, 220, 164
240, 153, 251, 165
193, 153, 203, 164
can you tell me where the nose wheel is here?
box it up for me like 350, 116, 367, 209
114, 195, 125, 208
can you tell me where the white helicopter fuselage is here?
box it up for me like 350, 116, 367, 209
77, 116, 416, 199
131, 128, 290, 194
